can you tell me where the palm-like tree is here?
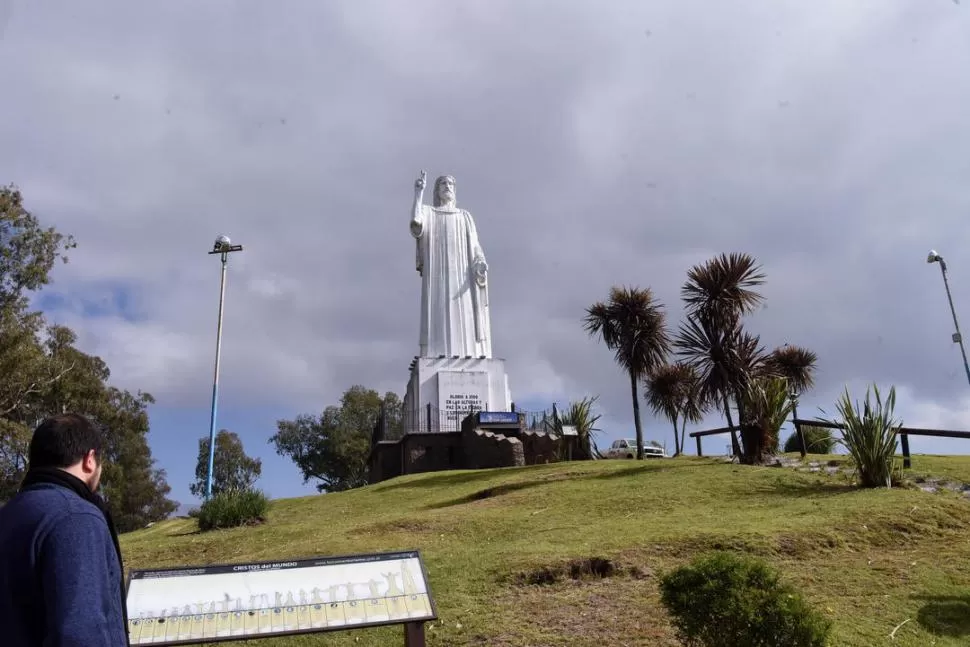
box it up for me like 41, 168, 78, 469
764, 344, 818, 457
674, 315, 757, 455
765, 344, 818, 392
676, 253, 766, 459
584, 286, 671, 460
645, 362, 706, 456
681, 252, 766, 326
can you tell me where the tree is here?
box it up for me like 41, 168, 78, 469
0, 308, 56, 418
0, 332, 178, 530
190, 429, 262, 498
765, 344, 817, 394
270, 386, 400, 492
0, 185, 175, 529
95, 387, 178, 532
675, 254, 821, 465
0, 186, 80, 498
0, 184, 76, 421
584, 286, 671, 460
764, 344, 818, 458
0, 417, 31, 500
676, 253, 766, 460
645, 362, 706, 456
14, 325, 177, 530
0, 184, 76, 311
375, 394, 406, 441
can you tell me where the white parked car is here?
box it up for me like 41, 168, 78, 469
604, 438, 667, 459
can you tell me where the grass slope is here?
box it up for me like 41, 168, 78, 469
123, 455, 970, 646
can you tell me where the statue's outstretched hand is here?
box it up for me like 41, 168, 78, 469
414, 170, 427, 193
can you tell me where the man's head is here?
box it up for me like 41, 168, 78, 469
28, 413, 104, 492
433, 175, 457, 207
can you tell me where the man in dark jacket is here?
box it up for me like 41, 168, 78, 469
0, 413, 129, 646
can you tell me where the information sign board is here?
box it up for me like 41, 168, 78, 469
477, 411, 519, 425
124, 550, 436, 645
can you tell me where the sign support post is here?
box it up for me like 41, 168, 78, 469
404, 621, 426, 646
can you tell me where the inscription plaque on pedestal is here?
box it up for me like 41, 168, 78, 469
437, 370, 489, 421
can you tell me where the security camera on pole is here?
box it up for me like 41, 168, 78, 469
926, 249, 970, 389
205, 235, 244, 500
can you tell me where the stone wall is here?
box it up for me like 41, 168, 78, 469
369, 441, 403, 483
402, 433, 463, 474
369, 422, 565, 484
461, 427, 525, 469
519, 430, 562, 465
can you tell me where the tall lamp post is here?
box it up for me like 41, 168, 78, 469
789, 383, 806, 459
205, 235, 244, 500
927, 250, 970, 388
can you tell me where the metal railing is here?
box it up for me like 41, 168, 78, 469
373, 402, 554, 441
687, 420, 970, 469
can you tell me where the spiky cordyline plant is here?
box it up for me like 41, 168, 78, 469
584, 286, 670, 460
543, 396, 604, 460
740, 376, 795, 462
678, 253, 766, 456
762, 344, 818, 458
645, 363, 706, 456
765, 344, 818, 394
681, 252, 766, 327
827, 384, 901, 488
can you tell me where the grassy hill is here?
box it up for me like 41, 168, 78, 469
122, 455, 970, 646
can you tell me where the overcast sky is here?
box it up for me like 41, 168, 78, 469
2, 0, 970, 506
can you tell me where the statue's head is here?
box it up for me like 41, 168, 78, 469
433, 175, 456, 207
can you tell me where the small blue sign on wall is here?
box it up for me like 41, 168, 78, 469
478, 411, 519, 425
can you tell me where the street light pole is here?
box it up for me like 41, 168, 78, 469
205, 235, 243, 500
927, 250, 970, 389
789, 383, 806, 458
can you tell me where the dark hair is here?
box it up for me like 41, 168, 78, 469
28, 413, 103, 469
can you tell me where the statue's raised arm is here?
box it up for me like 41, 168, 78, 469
410, 170, 427, 239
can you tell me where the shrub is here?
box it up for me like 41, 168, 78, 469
830, 384, 901, 488
659, 552, 832, 647
197, 488, 270, 531
784, 426, 836, 454
740, 377, 795, 463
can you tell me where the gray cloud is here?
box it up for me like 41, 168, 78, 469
3, 0, 970, 459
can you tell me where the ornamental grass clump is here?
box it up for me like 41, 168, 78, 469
830, 383, 901, 488
197, 488, 269, 531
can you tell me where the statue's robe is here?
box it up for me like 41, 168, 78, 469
410, 204, 492, 358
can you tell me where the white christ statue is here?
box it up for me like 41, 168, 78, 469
410, 171, 492, 358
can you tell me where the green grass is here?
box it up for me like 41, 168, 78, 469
122, 455, 970, 646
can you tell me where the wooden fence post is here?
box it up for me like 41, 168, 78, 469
695, 436, 703, 457
404, 622, 426, 646
901, 433, 911, 469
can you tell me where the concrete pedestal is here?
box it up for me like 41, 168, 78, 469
403, 356, 511, 432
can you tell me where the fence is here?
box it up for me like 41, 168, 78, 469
689, 425, 740, 457
688, 420, 970, 469
791, 419, 970, 469
520, 408, 556, 431
372, 402, 554, 442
